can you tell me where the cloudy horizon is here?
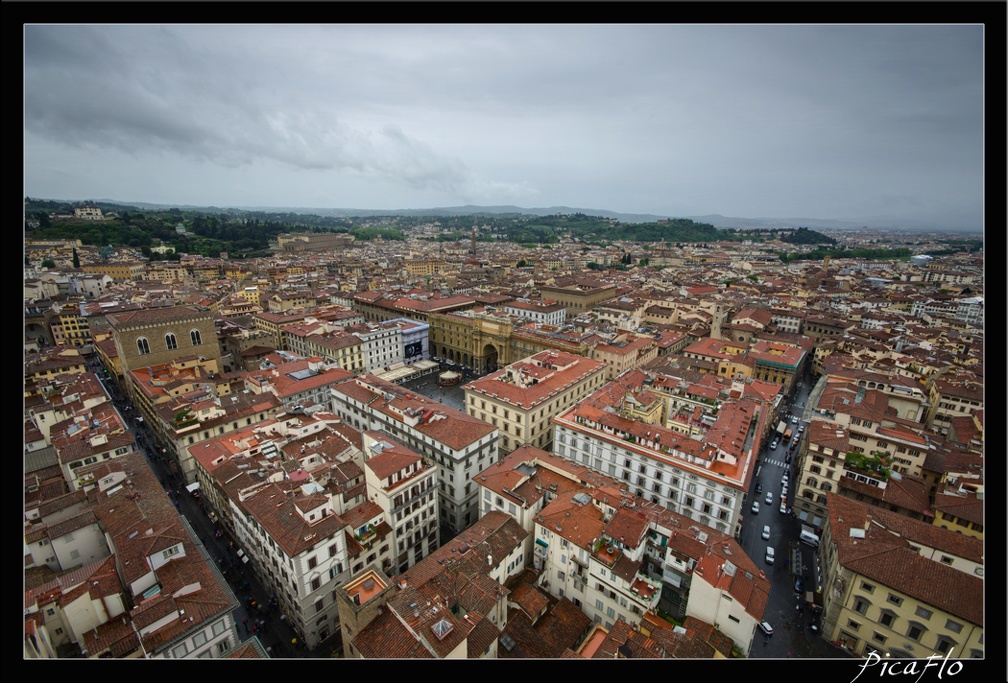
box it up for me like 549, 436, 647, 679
24, 23, 985, 230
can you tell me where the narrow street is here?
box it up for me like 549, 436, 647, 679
100, 360, 336, 658
740, 371, 849, 660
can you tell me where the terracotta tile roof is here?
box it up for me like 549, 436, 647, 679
340, 499, 384, 530
352, 606, 436, 658
837, 473, 934, 518
508, 582, 550, 621
498, 609, 547, 657
681, 615, 735, 657
932, 488, 984, 526
465, 612, 501, 658
826, 494, 983, 624
225, 641, 268, 659
534, 491, 607, 553
590, 619, 661, 659
333, 375, 496, 450
533, 595, 593, 653
242, 482, 348, 558
464, 351, 606, 410
106, 304, 210, 328
363, 434, 424, 481
603, 507, 649, 550
400, 511, 526, 591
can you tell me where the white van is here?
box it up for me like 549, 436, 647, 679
800, 527, 820, 547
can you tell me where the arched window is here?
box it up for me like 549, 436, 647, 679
165, 333, 178, 350
190, 329, 202, 346
137, 337, 151, 355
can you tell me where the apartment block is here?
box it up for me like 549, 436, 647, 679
592, 333, 659, 381
487, 448, 771, 654
464, 350, 608, 453
551, 369, 764, 538
360, 430, 440, 573
924, 377, 983, 437
503, 298, 567, 326
24, 452, 239, 659
539, 279, 618, 316
820, 494, 983, 659
243, 355, 354, 410
329, 374, 499, 537
335, 511, 521, 658
188, 414, 365, 649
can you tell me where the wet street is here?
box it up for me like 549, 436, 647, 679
97, 361, 337, 658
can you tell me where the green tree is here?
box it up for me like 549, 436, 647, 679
41, 258, 55, 268
72, 248, 80, 269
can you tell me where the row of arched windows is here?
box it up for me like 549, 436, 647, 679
137, 329, 203, 355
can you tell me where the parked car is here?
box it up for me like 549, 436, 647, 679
792, 416, 799, 424
765, 491, 773, 505
759, 621, 774, 636
794, 575, 804, 593
779, 501, 789, 514
751, 501, 760, 514
755, 481, 763, 494
765, 546, 775, 564
761, 524, 771, 540
781, 474, 789, 486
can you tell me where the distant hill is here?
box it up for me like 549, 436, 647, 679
685, 213, 974, 233
239, 204, 675, 225
27, 198, 975, 232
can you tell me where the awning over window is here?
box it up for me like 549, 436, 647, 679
186, 481, 201, 493
535, 538, 548, 548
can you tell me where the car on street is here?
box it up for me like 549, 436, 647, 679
755, 481, 762, 494
751, 501, 760, 514
792, 416, 799, 424
781, 474, 789, 487
785, 454, 792, 465
794, 576, 804, 593
765, 546, 775, 564
770, 439, 779, 450
779, 501, 788, 514
759, 621, 774, 636
799, 424, 805, 433
761, 524, 771, 540
764, 491, 773, 505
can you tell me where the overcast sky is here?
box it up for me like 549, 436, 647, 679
23, 24, 985, 229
